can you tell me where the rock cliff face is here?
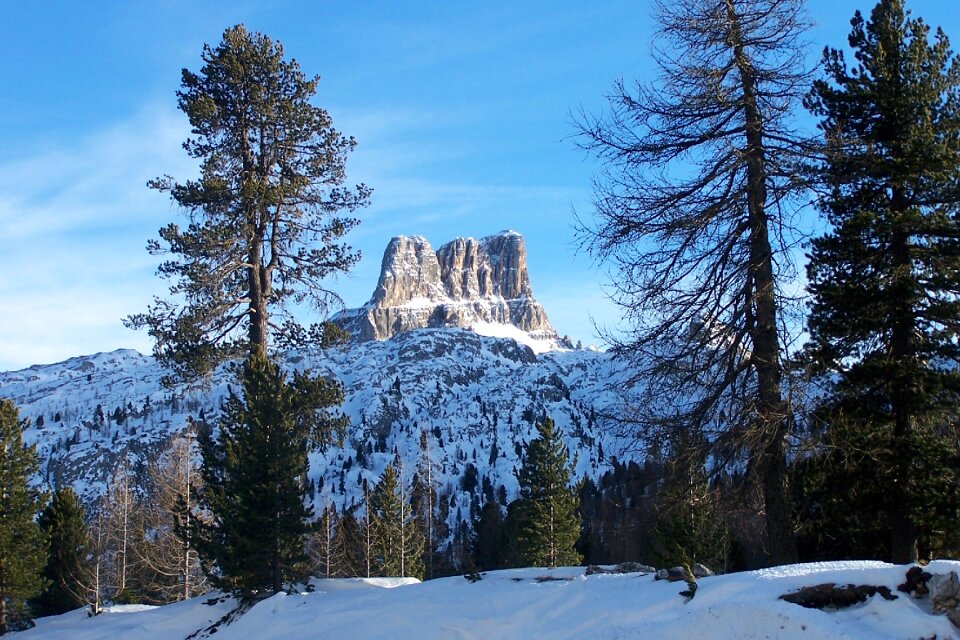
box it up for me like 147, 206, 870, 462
337, 231, 558, 342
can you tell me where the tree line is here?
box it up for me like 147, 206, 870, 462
0, 396, 584, 632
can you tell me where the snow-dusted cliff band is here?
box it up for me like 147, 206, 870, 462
335, 231, 561, 346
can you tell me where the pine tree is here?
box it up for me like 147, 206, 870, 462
336, 509, 366, 578
0, 399, 47, 633
515, 418, 581, 568
805, 0, 960, 563
196, 354, 347, 595
370, 462, 424, 579
471, 498, 509, 570
33, 487, 90, 617
125, 24, 370, 383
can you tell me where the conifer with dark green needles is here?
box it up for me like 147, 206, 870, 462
806, 0, 960, 563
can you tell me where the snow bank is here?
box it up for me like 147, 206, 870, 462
18, 562, 960, 639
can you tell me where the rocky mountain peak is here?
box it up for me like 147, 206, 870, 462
370, 236, 446, 307
337, 231, 559, 344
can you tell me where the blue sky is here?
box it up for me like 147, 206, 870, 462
1, 0, 957, 370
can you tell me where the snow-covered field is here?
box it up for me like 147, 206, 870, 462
19, 561, 960, 639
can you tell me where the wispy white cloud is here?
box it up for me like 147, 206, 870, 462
0, 282, 154, 370
0, 104, 192, 370
0, 103, 192, 241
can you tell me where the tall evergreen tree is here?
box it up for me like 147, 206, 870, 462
576, 0, 814, 566
126, 24, 370, 383
370, 463, 424, 579
34, 487, 90, 617
515, 418, 581, 568
196, 354, 347, 595
805, 0, 960, 563
0, 399, 47, 633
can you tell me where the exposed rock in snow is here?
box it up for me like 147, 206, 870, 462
928, 570, 960, 627
779, 583, 898, 609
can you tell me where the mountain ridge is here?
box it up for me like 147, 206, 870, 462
1, 230, 626, 554
1, 329, 632, 542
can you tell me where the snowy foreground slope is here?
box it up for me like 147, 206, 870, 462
19, 562, 960, 639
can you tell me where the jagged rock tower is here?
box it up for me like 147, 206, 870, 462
336, 230, 559, 343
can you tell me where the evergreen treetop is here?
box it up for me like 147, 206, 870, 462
370, 462, 424, 580
34, 487, 89, 617
126, 24, 370, 382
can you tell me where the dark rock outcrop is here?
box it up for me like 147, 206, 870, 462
779, 583, 897, 609
585, 562, 657, 576
900, 567, 960, 628
899, 565, 933, 597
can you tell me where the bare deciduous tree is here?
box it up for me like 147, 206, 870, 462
103, 458, 137, 598
577, 0, 814, 566
136, 432, 208, 601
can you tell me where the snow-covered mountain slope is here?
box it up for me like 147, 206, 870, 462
19, 561, 960, 639
0, 328, 634, 525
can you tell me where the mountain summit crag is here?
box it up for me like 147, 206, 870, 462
336, 231, 557, 342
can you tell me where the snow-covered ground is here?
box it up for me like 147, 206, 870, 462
19, 561, 960, 639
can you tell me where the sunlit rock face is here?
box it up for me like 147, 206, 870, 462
336, 231, 557, 342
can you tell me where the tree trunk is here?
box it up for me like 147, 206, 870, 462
241, 116, 268, 358
726, 0, 796, 566
365, 487, 372, 578
248, 243, 267, 356
422, 433, 434, 579
182, 452, 192, 601
889, 217, 919, 564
